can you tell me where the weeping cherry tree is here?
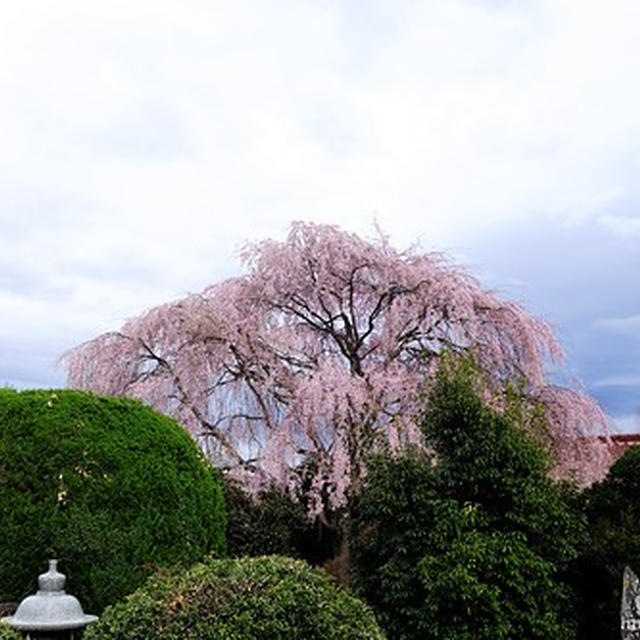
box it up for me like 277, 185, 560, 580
64, 222, 611, 518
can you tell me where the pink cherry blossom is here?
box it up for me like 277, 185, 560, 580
63, 222, 612, 515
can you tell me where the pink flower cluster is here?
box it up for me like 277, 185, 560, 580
64, 222, 612, 516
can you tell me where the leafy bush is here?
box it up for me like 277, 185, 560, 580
223, 478, 307, 557
350, 361, 584, 639
223, 477, 343, 570
570, 445, 640, 640
84, 555, 386, 639
0, 624, 20, 640
0, 389, 226, 614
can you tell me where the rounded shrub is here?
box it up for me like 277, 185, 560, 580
0, 389, 226, 614
84, 555, 386, 640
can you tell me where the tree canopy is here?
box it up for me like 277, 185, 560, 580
64, 222, 609, 515
349, 361, 585, 639
570, 445, 640, 640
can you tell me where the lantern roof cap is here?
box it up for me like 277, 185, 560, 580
1, 560, 98, 631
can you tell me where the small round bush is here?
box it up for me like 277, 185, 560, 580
84, 555, 386, 640
0, 389, 226, 614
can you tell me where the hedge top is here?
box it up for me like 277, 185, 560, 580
85, 555, 386, 640
0, 388, 226, 613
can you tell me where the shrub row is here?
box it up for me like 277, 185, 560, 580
4, 380, 640, 640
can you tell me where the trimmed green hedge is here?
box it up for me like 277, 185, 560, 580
84, 555, 386, 640
0, 389, 226, 614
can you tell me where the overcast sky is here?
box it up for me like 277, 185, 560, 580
1, 1, 638, 431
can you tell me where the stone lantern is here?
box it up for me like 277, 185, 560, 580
1, 560, 97, 640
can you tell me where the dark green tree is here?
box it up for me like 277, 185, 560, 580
570, 445, 640, 640
350, 360, 584, 639
0, 389, 226, 614
222, 475, 347, 582
222, 477, 308, 558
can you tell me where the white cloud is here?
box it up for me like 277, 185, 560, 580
596, 315, 640, 338
593, 374, 640, 388
598, 215, 640, 238
2, 0, 640, 388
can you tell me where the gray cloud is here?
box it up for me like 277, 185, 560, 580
596, 315, 640, 338
594, 375, 640, 388
456, 208, 640, 428
0, 341, 66, 389
1, 0, 640, 432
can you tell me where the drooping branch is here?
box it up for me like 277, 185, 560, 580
63, 221, 611, 517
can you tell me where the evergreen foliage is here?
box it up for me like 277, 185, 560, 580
222, 477, 307, 557
222, 476, 343, 568
349, 361, 584, 639
0, 389, 226, 614
571, 445, 640, 640
84, 555, 386, 640
0, 625, 20, 640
